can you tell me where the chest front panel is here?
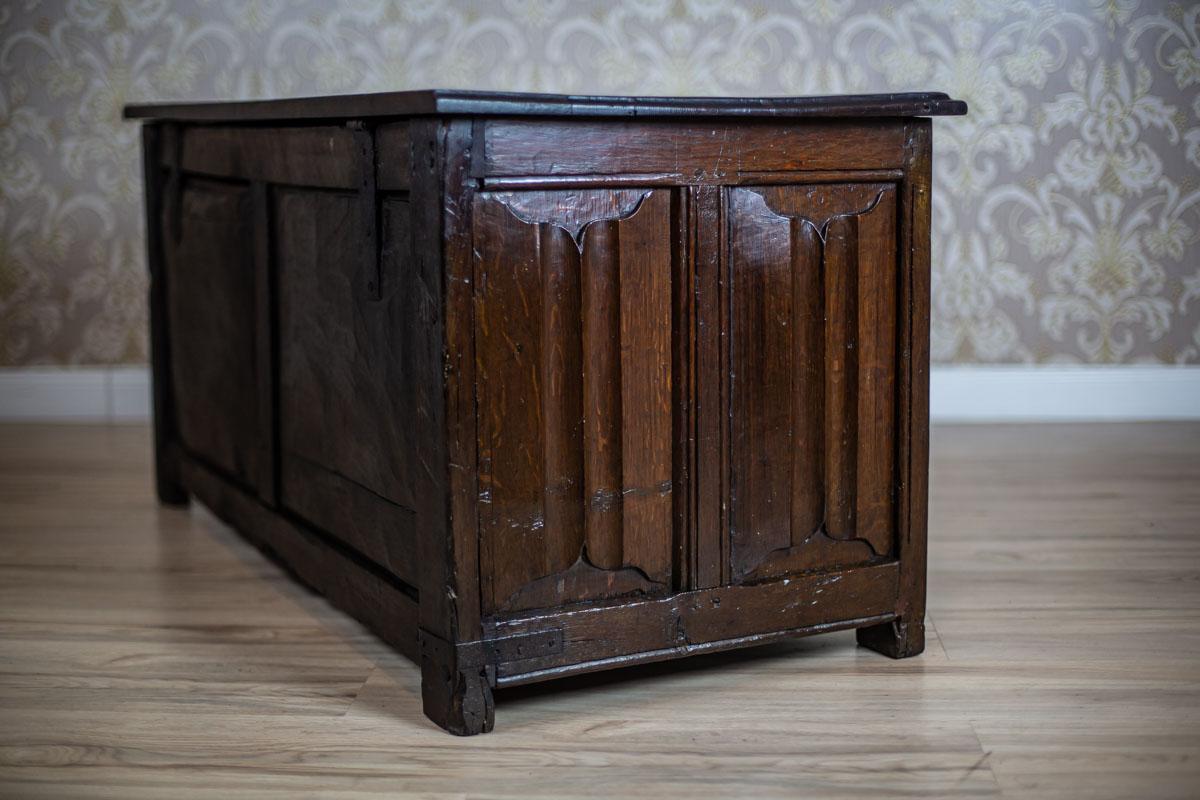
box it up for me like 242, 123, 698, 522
469, 121, 914, 623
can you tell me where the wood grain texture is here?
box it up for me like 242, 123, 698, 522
859, 119, 933, 657
692, 184, 725, 590
412, 118, 493, 736
374, 122, 411, 191
133, 104, 947, 735
124, 89, 968, 122
472, 188, 677, 615
274, 189, 419, 586
483, 120, 908, 177
173, 126, 361, 189
165, 178, 269, 496
727, 183, 899, 583
3, 422, 1198, 798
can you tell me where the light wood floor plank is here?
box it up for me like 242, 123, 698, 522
1, 422, 1197, 798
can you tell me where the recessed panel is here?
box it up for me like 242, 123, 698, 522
473, 188, 679, 614
728, 183, 899, 583
166, 178, 267, 493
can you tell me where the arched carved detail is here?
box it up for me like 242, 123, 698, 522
728, 182, 899, 582
474, 188, 675, 614
748, 183, 888, 240
491, 189, 652, 247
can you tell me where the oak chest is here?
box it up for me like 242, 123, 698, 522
126, 90, 967, 735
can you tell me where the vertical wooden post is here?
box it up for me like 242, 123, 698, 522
857, 118, 931, 658
415, 117, 493, 734
142, 123, 187, 507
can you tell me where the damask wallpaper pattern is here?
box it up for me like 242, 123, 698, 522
1, 0, 1198, 366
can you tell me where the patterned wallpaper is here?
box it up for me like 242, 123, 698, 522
1, 0, 1198, 366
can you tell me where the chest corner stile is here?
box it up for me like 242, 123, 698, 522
127, 89, 966, 735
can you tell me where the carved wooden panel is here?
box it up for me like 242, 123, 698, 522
728, 182, 899, 583
275, 190, 421, 586
165, 178, 269, 495
473, 188, 677, 615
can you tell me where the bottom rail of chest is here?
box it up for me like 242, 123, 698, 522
173, 449, 921, 735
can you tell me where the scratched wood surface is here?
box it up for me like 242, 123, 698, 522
1, 421, 1197, 798
727, 183, 899, 582
472, 189, 677, 614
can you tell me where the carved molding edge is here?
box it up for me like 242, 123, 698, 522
742, 185, 889, 242
739, 525, 885, 584
489, 189, 653, 248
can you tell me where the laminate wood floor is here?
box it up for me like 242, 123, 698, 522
0, 423, 1197, 799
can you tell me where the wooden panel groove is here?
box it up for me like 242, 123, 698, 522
692, 186, 723, 590
474, 189, 677, 615
789, 219, 824, 546
728, 182, 899, 582
539, 223, 585, 573
617, 193, 673, 583
824, 213, 860, 541
581, 221, 623, 570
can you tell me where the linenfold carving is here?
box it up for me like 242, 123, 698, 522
491, 189, 652, 247
729, 183, 899, 582
475, 188, 673, 614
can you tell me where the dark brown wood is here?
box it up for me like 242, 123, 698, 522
375, 122, 412, 191
274, 187, 419, 585
142, 123, 187, 506
250, 181, 277, 506
166, 177, 272, 497
692, 184, 724, 589
421, 118, 493, 736
482, 119, 909, 177
172, 126, 361, 189
488, 561, 899, 684
726, 183, 900, 584
857, 118, 933, 659
126, 89, 967, 123
472, 188, 677, 615
130, 90, 962, 735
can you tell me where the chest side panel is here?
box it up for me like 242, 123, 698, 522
166, 178, 268, 493
274, 189, 423, 584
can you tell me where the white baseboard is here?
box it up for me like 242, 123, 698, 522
0, 365, 1197, 423
930, 366, 1200, 421
0, 367, 150, 422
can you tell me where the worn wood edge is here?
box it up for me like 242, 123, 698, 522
856, 617, 925, 658
496, 612, 898, 688
141, 123, 188, 507
435, 118, 483, 640
480, 169, 906, 190
482, 119, 911, 176
125, 89, 967, 122
176, 450, 420, 662
898, 119, 932, 628
170, 126, 361, 189
488, 560, 900, 683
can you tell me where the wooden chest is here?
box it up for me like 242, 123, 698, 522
126, 90, 967, 735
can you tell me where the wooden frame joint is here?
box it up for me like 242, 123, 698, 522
350, 121, 381, 300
